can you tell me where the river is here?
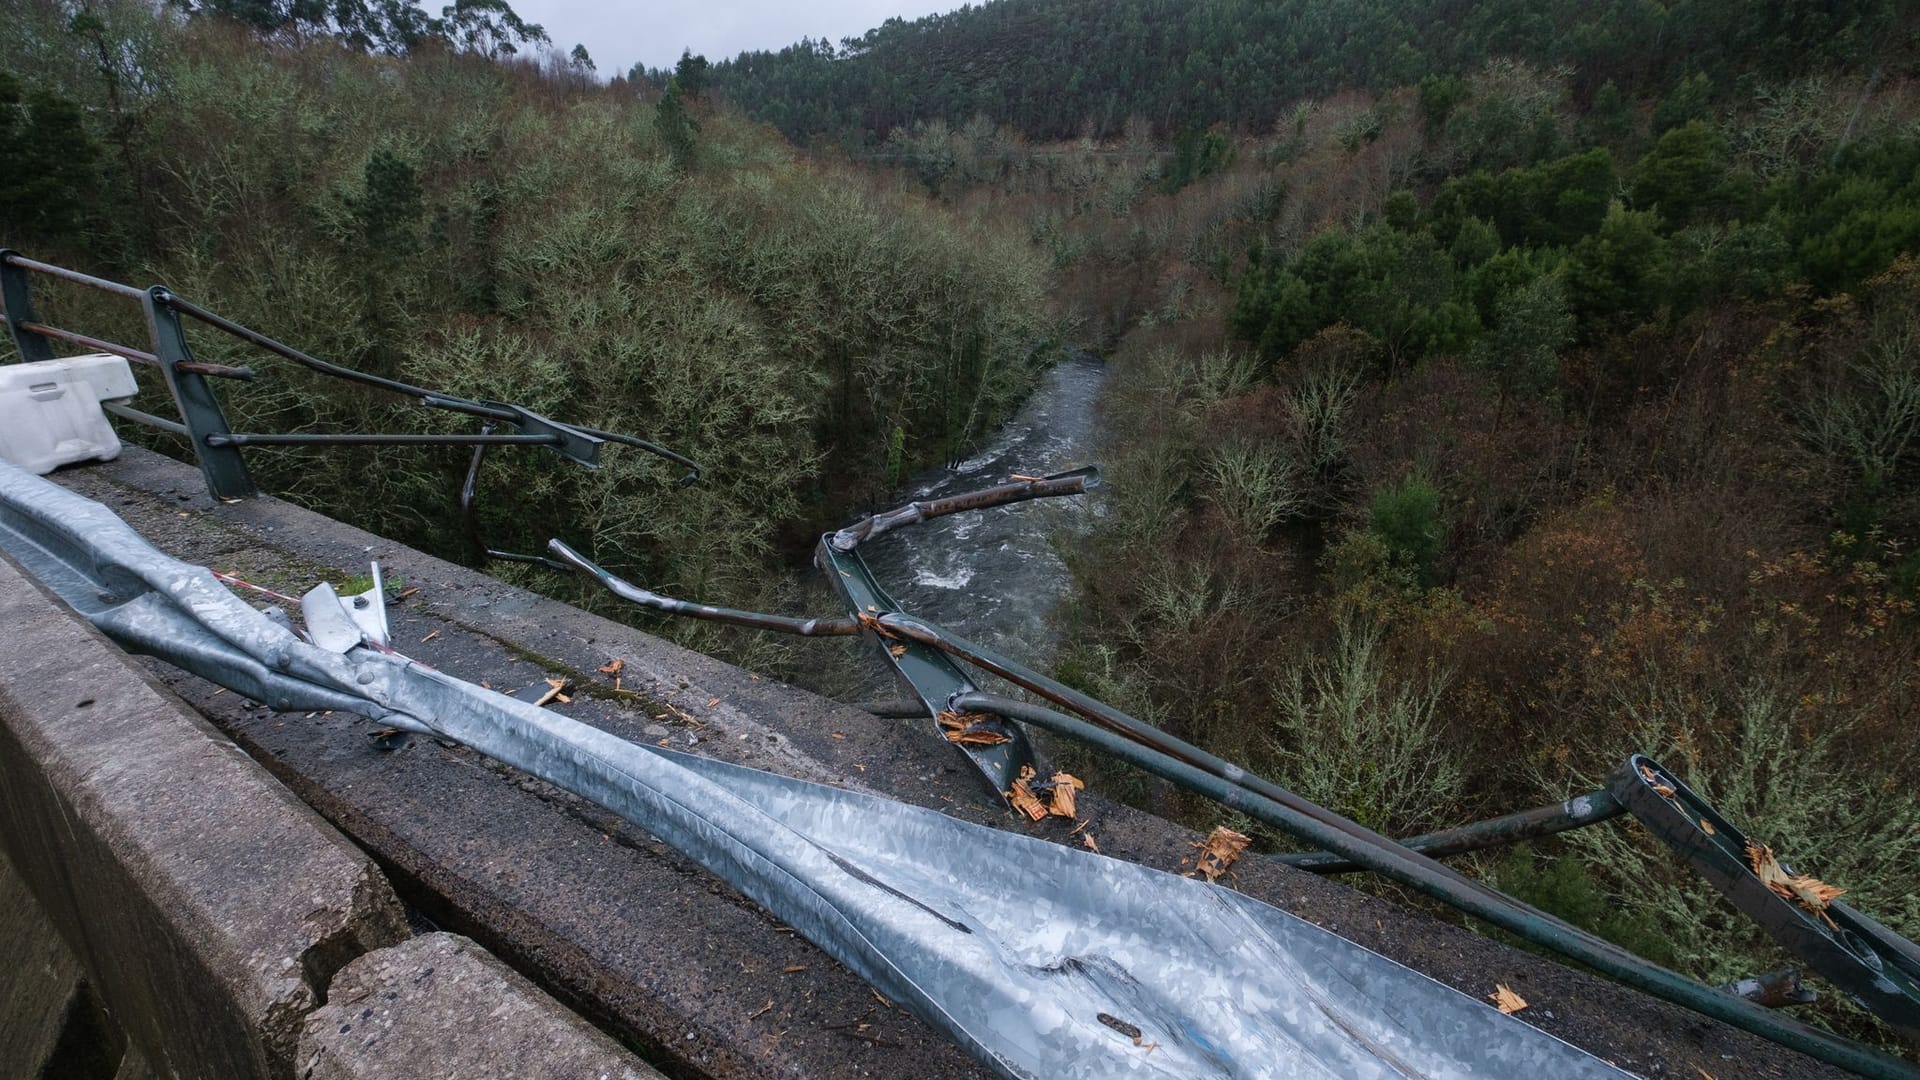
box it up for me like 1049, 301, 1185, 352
849, 352, 1107, 686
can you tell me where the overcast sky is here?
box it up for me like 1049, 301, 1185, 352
507, 1, 968, 79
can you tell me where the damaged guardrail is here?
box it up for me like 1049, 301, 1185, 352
553, 470, 1920, 1079
0, 457, 1654, 1080
0, 251, 697, 564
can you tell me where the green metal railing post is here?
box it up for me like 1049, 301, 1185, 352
0, 250, 55, 363
141, 286, 255, 499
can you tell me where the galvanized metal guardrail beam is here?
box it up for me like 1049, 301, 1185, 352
0, 457, 1650, 1080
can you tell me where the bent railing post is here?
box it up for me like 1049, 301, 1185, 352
548, 539, 859, 636
142, 285, 255, 500
1614, 756, 1920, 1042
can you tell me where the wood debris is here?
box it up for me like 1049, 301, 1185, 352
394, 586, 420, 601
534, 678, 573, 708
1046, 772, 1084, 818
938, 710, 1012, 747
597, 658, 625, 676
1081, 832, 1101, 854
1010, 473, 1044, 482
1007, 765, 1049, 822
888, 643, 908, 658
748, 999, 774, 1020
1747, 841, 1845, 926
1188, 826, 1252, 882
1638, 763, 1677, 799
1699, 818, 1716, 835
418, 629, 441, 644
1489, 984, 1529, 1014
1096, 1012, 1143, 1043
782, 964, 808, 974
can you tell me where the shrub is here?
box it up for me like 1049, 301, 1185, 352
1799, 270, 1920, 504
1268, 611, 1466, 835
1369, 474, 1445, 581
1551, 673, 1920, 1040
1204, 439, 1303, 539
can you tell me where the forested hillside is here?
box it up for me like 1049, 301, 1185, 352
703, 0, 1914, 143
6, 0, 1920, 1049
708, 0, 1920, 1046
0, 0, 1055, 670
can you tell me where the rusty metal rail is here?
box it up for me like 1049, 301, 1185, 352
829, 466, 1098, 551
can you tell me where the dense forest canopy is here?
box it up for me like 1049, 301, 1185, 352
698, 0, 1916, 143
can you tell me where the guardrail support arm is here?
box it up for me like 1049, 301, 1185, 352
142, 286, 255, 499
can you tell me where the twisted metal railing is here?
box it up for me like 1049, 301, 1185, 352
0, 251, 698, 562
551, 472, 1920, 1078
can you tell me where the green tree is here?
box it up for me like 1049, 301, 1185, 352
439, 0, 549, 57
1587, 80, 1634, 144
1419, 73, 1468, 132
0, 73, 100, 244
1632, 120, 1730, 224
1651, 72, 1711, 134
1369, 474, 1445, 582
1435, 148, 1615, 249
353, 148, 424, 256
1450, 215, 1501, 267
1566, 201, 1670, 325
1234, 265, 1318, 366
1471, 273, 1574, 397
675, 51, 710, 99
1163, 125, 1229, 192
656, 78, 700, 169
1451, 213, 1497, 265
1382, 190, 1421, 231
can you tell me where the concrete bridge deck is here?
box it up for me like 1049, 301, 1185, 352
2, 446, 1848, 1079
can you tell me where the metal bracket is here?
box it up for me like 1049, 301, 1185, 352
481, 401, 604, 467
1611, 755, 1920, 1040
298, 563, 391, 653
816, 538, 1033, 800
